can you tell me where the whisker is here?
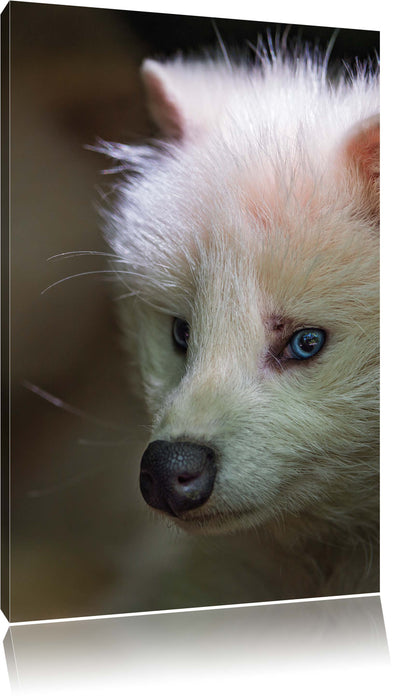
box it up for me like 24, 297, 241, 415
47, 250, 124, 262
22, 381, 130, 433
41, 269, 139, 294
26, 464, 110, 498
114, 290, 138, 301
78, 437, 140, 446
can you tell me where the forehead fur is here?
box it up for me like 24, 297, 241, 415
103, 55, 378, 318
112, 191, 378, 343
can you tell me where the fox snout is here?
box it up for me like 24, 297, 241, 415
140, 440, 217, 516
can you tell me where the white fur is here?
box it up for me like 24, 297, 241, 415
101, 49, 379, 596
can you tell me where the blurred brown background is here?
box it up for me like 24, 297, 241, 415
3, 2, 379, 621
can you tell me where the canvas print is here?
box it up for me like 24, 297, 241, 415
1, 2, 379, 622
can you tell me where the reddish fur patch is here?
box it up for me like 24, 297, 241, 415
343, 114, 380, 222
241, 168, 333, 236
345, 115, 380, 184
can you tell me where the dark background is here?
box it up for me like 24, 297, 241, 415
124, 10, 379, 65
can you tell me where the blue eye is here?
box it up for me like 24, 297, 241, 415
173, 318, 190, 352
288, 329, 326, 360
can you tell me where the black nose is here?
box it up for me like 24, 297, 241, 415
140, 440, 217, 516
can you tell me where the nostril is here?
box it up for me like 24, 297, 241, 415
177, 473, 196, 484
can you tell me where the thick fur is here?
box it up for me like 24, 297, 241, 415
101, 49, 379, 597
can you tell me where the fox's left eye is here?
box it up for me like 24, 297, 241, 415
173, 318, 190, 352
287, 328, 326, 360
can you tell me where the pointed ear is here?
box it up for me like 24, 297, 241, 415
342, 114, 380, 222
141, 59, 187, 139
140, 58, 232, 140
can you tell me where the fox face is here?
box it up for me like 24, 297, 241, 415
104, 52, 379, 537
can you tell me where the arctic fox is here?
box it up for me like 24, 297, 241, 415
102, 46, 379, 597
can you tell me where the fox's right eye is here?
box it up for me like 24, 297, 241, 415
172, 318, 190, 352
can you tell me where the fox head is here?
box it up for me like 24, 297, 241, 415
104, 54, 379, 537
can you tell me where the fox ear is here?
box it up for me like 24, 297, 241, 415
140, 58, 229, 140
141, 59, 187, 138
342, 114, 380, 222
